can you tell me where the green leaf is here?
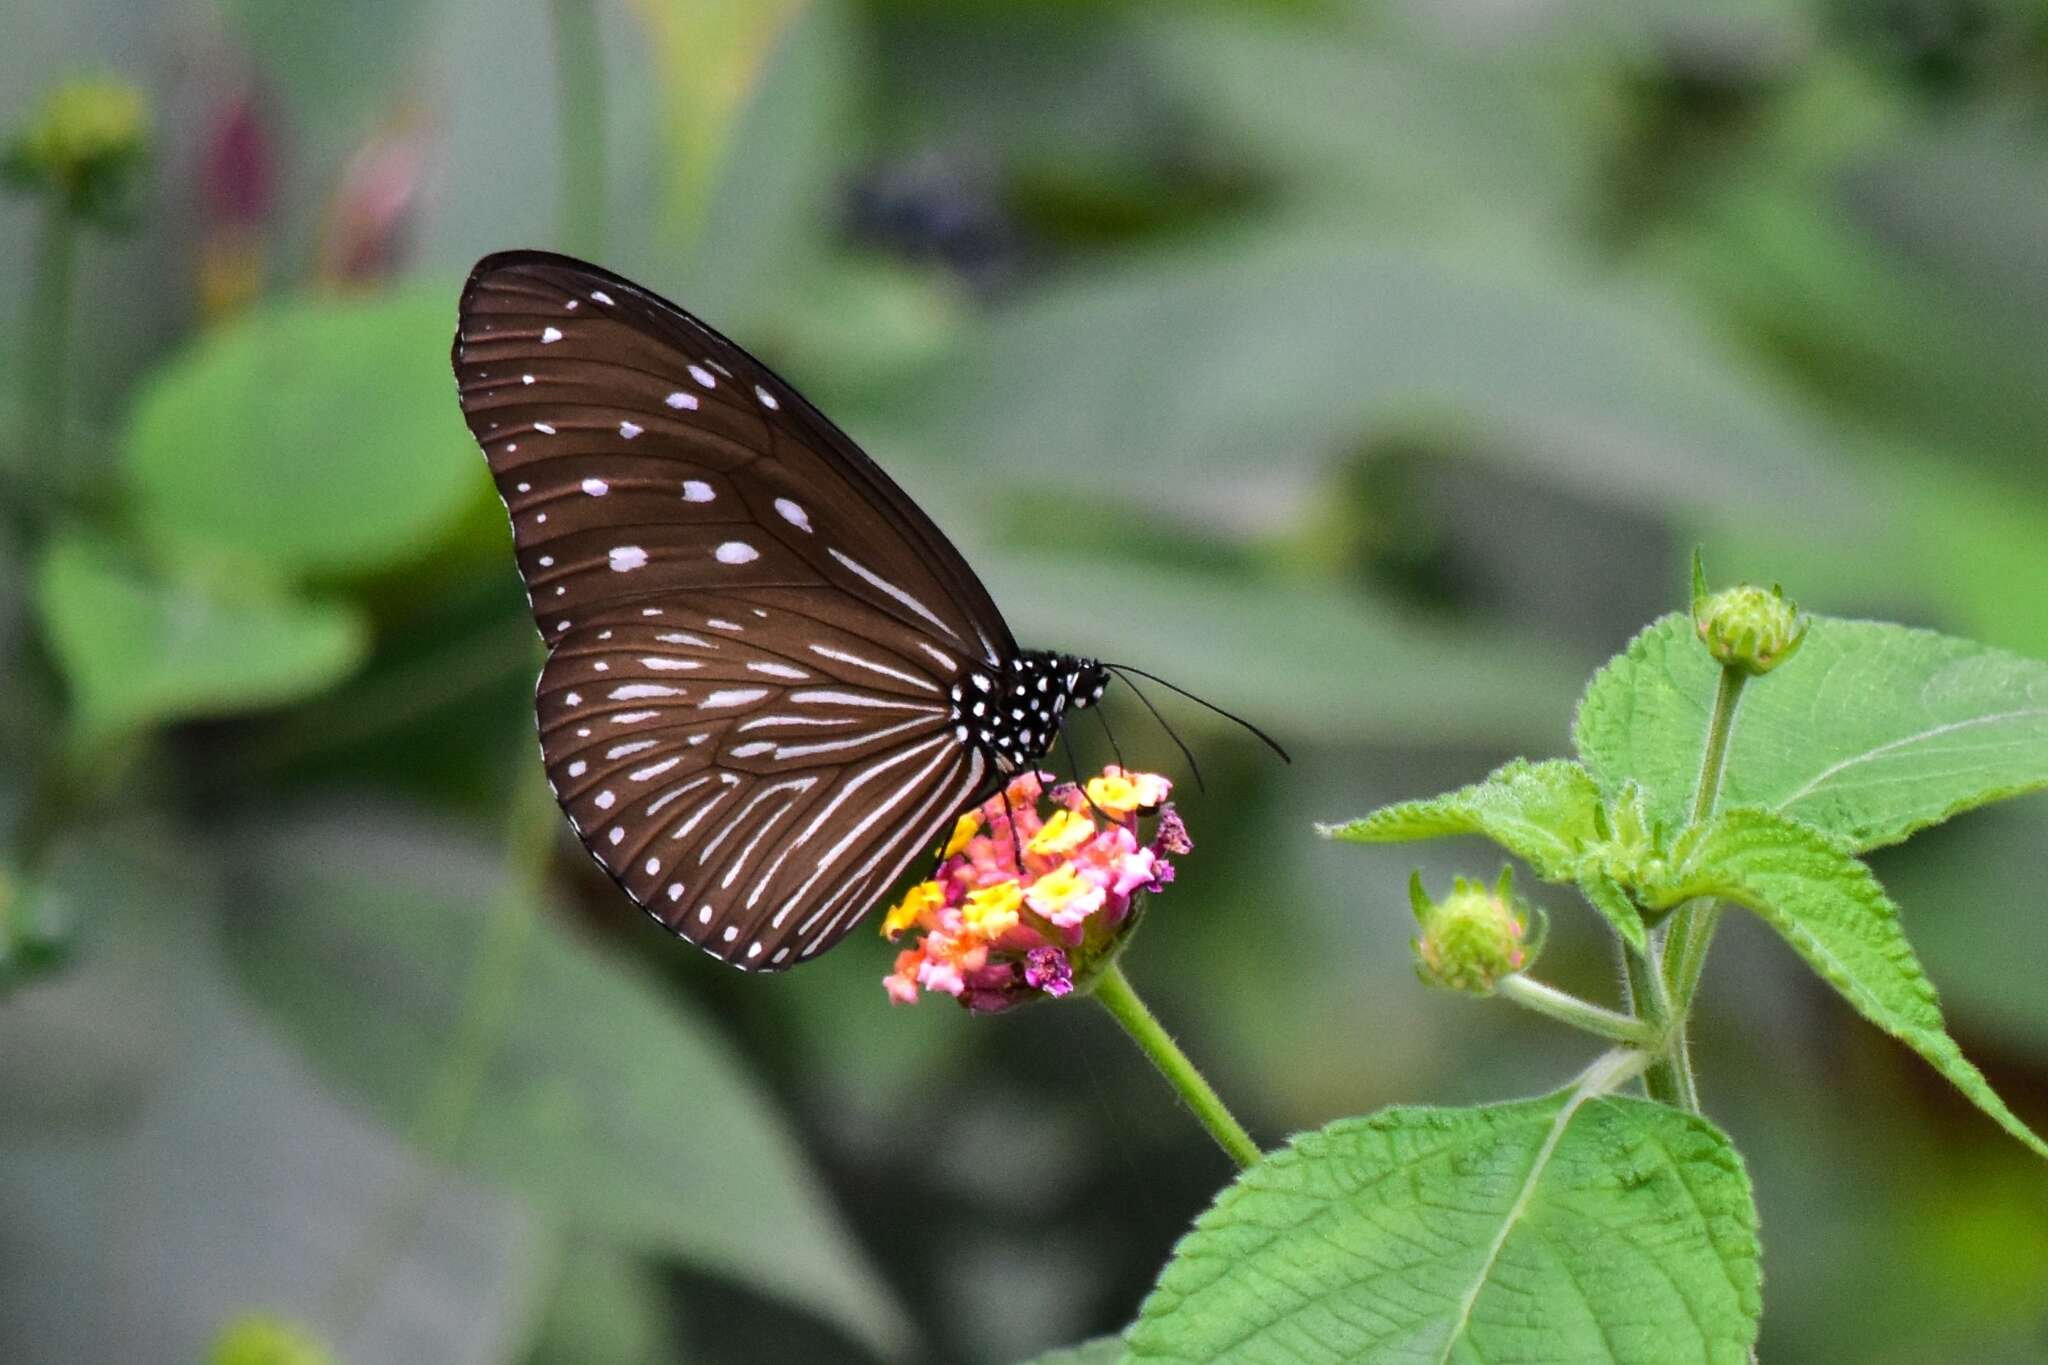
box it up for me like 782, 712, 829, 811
222, 810, 911, 1358
1319, 759, 1602, 881
894, 229, 1842, 521
124, 289, 485, 578
36, 533, 366, 746
1579, 873, 1647, 955
1646, 808, 2048, 1160
1015, 1338, 1126, 1365
979, 550, 1583, 747
1319, 760, 1643, 951
1127, 1084, 1760, 1364
0, 832, 550, 1363
523, 1243, 682, 1365
1575, 614, 2048, 850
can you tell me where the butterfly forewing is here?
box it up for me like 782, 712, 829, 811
453, 252, 1013, 969
453, 252, 1011, 664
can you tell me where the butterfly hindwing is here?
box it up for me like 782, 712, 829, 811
537, 591, 991, 968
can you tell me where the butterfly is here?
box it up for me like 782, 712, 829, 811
449, 249, 1168, 973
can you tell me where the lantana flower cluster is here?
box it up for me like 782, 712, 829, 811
882, 767, 1189, 1011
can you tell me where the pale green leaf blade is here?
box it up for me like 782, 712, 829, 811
1015, 1337, 1126, 1365
1318, 759, 1601, 882
1649, 809, 2048, 1160
124, 289, 485, 578
222, 810, 910, 1357
1574, 614, 2048, 850
1127, 1089, 1760, 1364
35, 534, 366, 746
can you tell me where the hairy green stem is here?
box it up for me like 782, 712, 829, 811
1643, 663, 1748, 1112
1090, 959, 1261, 1168
550, 0, 608, 258
1664, 667, 1749, 1014
1618, 939, 1691, 1109
1499, 974, 1660, 1048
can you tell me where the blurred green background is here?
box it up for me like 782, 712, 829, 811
4, 1, 2048, 1361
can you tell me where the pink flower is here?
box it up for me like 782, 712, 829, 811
878, 766, 1188, 1010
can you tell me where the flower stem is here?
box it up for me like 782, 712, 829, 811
550, 0, 607, 259
1663, 665, 1749, 1013
1621, 938, 1695, 1110
1090, 959, 1261, 1169
1498, 974, 1660, 1048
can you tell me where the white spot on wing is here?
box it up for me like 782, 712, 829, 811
591, 290, 614, 305
773, 498, 811, 532
755, 385, 779, 410
681, 480, 714, 502
619, 421, 642, 439
666, 391, 698, 410
700, 687, 769, 709
594, 790, 616, 810
534, 422, 556, 434
582, 477, 608, 496
714, 541, 759, 565
611, 683, 683, 700
567, 760, 587, 777
541, 327, 562, 343
609, 545, 648, 572
640, 657, 701, 671
746, 661, 808, 680
689, 364, 716, 388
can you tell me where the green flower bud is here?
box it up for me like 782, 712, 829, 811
1691, 553, 1806, 675
1409, 867, 1533, 996
3, 77, 149, 223
209, 1313, 335, 1365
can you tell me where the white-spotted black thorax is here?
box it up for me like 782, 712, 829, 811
948, 651, 1110, 774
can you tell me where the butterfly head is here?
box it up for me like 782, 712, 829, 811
950, 651, 1109, 774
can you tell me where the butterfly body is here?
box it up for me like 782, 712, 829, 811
453, 251, 1105, 970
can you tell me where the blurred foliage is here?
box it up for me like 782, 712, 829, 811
3, 0, 2047, 1362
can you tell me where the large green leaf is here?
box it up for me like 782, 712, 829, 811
895, 229, 1843, 523
1644, 809, 2048, 1160
0, 833, 549, 1365
1319, 760, 1640, 949
1319, 759, 1603, 882
35, 533, 365, 746
1575, 614, 2048, 850
221, 810, 909, 1358
980, 551, 1584, 748
123, 289, 486, 578
1016, 1338, 1125, 1365
1127, 1080, 1760, 1364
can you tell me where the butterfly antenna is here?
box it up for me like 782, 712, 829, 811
1110, 668, 1206, 795
1093, 703, 1127, 770
1102, 662, 1291, 763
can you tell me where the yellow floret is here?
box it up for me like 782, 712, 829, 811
880, 880, 945, 940
942, 811, 981, 859
961, 880, 1023, 938
1027, 808, 1095, 855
